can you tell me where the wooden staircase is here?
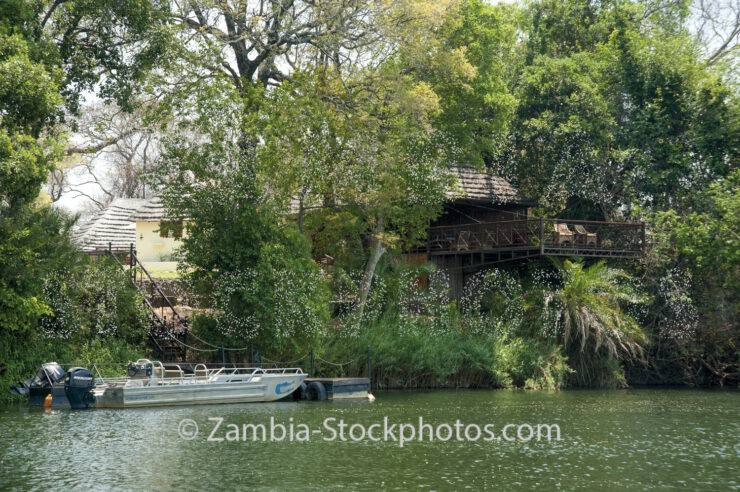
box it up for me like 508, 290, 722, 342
106, 244, 188, 362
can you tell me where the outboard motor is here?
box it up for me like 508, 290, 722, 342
64, 367, 96, 409
10, 362, 66, 404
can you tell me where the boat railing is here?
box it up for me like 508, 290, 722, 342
208, 366, 225, 380
55, 362, 304, 387
92, 364, 106, 385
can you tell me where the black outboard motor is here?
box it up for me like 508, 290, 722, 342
64, 367, 96, 410
10, 362, 66, 404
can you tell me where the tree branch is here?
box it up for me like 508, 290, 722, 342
66, 128, 138, 156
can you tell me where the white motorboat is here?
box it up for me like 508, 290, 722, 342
11, 359, 307, 409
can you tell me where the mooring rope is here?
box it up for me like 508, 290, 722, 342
156, 333, 363, 367
163, 336, 220, 352
222, 344, 254, 351
155, 322, 251, 351
184, 330, 223, 348
315, 355, 362, 367
153, 321, 363, 367
260, 353, 309, 365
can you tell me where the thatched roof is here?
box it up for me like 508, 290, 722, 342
133, 166, 532, 220
73, 198, 147, 251
446, 166, 534, 206
130, 196, 168, 222
289, 166, 533, 213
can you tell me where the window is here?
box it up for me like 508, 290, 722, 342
159, 221, 183, 239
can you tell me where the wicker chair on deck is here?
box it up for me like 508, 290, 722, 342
554, 223, 574, 246
456, 231, 471, 251
481, 229, 496, 250
573, 224, 597, 247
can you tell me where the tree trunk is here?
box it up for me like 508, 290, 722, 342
298, 187, 306, 233
356, 218, 386, 319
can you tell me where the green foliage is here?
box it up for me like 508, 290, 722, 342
636, 171, 739, 385
157, 118, 331, 354
651, 171, 739, 297
1, 250, 150, 402
0, 35, 72, 400
421, 0, 518, 166
496, 0, 739, 217
317, 260, 573, 389
0, 34, 63, 136
526, 260, 648, 387
494, 338, 571, 390
323, 316, 504, 389
0, 32, 64, 208
3, 0, 736, 394
70, 338, 148, 378
319, 303, 571, 390
507, 53, 615, 212
2, 0, 169, 114
264, 66, 458, 249
0, 208, 76, 335
41, 258, 150, 343
1, 334, 148, 401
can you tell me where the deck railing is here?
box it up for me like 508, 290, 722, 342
424, 217, 644, 258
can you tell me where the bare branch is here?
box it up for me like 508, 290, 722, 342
65, 128, 138, 156
690, 0, 740, 65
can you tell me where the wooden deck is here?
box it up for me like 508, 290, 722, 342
419, 217, 644, 268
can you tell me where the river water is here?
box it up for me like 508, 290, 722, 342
1, 389, 738, 490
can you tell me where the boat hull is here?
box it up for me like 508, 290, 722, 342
92, 374, 307, 408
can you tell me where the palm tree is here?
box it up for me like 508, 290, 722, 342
538, 260, 648, 387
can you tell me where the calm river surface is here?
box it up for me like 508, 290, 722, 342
1, 389, 738, 490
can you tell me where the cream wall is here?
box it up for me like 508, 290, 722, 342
135, 221, 187, 262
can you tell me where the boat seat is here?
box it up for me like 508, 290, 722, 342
164, 368, 183, 380
194, 364, 208, 380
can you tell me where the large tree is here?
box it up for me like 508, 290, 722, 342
494, 0, 739, 218
153, 1, 469, 319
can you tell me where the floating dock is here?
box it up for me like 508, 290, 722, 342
295, 377, 371, 401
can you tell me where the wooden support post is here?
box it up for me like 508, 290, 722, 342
129, 243, 134, 283
108, 242, 112, 255
539, 217, 545, 256
221, 343, 225, 366
155, 319, 164, 361
366, 346, 371, 384
310, 347, 315, 377
426, 218, 431, 259
250, 342, 254, 366
162, 317, 167, 361
641, 222, 646, 254
182, 322, 188, 363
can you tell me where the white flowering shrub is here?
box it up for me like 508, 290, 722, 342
211, 267, 328, 343
41, 259, 149, 342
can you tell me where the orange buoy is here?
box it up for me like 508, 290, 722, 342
44, 393, 52, 409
